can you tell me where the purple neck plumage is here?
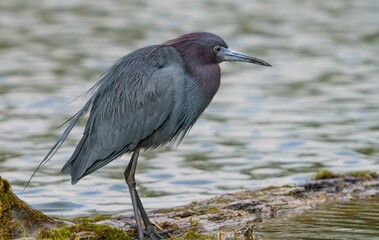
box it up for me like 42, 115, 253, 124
187, 61, 220, 100
168, 41, 221, 100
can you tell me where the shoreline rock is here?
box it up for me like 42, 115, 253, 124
1, 171, 378, 239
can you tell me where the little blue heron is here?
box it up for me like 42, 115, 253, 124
29, 32, 271, 239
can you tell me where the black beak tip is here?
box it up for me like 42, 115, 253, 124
259, 61, 272, 67
252, 58, 272, 67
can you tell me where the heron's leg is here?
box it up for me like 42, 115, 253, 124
125, 152, 163, 240
135, 191, 163, 239
125, 153, 150, 227
124, 149, 144, 240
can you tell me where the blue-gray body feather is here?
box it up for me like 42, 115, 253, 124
61, 45, 215, 184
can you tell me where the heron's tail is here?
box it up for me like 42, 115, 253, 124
23, 107, 88, 191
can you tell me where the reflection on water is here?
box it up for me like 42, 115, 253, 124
0, 0, 378, 227
255, 198, 379, 239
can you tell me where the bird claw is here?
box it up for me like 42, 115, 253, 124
147, 232, 162, 240
143, 228, 169, 240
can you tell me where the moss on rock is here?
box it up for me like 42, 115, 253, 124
74, 215, 113, 224
38, 222, 131, 240
313, 170, 378, 180
170, 230, 217, 240
0, 176, 57, 239
348, 171, 378, 180
313, 170, 339, 180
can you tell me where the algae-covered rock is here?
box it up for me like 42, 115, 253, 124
0, 177, 131, 240
170, 230, 217, 240
313, 170, 378, 180
1, 171, 378, 239
100, 171, 378, 239
0, 176, 59, 239
38, 222, 131, 240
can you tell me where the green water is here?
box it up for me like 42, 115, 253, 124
255, 198, 379, 239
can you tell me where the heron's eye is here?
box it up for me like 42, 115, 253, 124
214, 46, 221, 53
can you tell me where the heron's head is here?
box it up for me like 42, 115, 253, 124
167, 32, 272, 67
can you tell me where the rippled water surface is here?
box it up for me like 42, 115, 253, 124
0, 0, 378, 231
255, 198, 379, 239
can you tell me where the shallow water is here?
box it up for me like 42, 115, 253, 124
255, 198, 379, 239
0, 0, 378, 228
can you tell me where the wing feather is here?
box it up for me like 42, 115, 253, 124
62, 47, 185, 184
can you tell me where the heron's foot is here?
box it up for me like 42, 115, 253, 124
144, 228, 173, 240
143, 227, 171, 240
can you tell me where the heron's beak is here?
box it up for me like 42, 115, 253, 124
219, 47, 272, 67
